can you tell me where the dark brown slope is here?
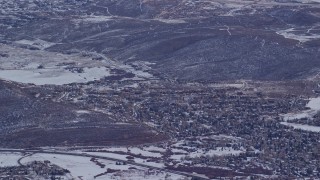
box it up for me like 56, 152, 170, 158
0, 80, 166, 148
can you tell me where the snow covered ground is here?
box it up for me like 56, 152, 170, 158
281, 97, 320, 133
208, 82, 245, 88
168, 137, 244, 162
73, 15, 113, 24
0, 44, 112, 85
277, 27, 320, 43
82, 151, 166, 168
0, 67, 110, 85
282, 97, 320, 121
0, 152, 22, 167
17, 153, 187, 180
15, 39, 57, 50
0, 44, 154, 85
155, 19, 187, 24
282, 112, 312, 121
189, 147, 243, 157
20, 153, 104, 179
46, 143, 244, 169
281, 122, 320, 133
170, 147, 243, 161
306, 96, 320, 109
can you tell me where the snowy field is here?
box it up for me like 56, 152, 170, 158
281, 97, 320, 133
15, 39, 57, 50
71, 141, 244, 164
282, 97, 320, 121
40, 140, 245, 173
18, 153, 188, 180
21, 153, 104, 179
155, 18, 187, 24
0, 67, 109, 85
72, 146, 165, 158
0, 44, 111, 85
280, 122, 320, 133
169, 147, 243, 161
170, 141, 244, 161
0, 44, 154, 85
81, 151, 166, 168
0, 152, 22, 167
277, 27, 320, 43
73, 15, 114, 24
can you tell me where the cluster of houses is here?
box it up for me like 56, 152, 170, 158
29, 80, 320, 178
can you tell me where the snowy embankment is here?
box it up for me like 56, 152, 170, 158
281, 97, 320, 133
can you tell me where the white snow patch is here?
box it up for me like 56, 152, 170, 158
171, 148, 188, 153
15, 39, 56, 50
282, 97, 320, 121
282, 112, 312, 121
144, 122, 159, 128
209, 83, 244, 88
306, 97, 320, 109
101, 147, 128, 152
0, 44, 151, 85
143, 146, 166, 153
170, 154, 186, 161
155, 19, 187, 24
20, 153, 105, 180
74, 15, 113, 23
281, 122, 320, 132
19, 153, 174, 180
23, 62, 41, 69
0, 67, 109, 85
117, 64, 154, 79
170, 147, 243, 160
0, 152, 22, 167
281, 97, 320, 133
277, 28, 320, 43
189, 147, 243, 158
75, 110, 91, 114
